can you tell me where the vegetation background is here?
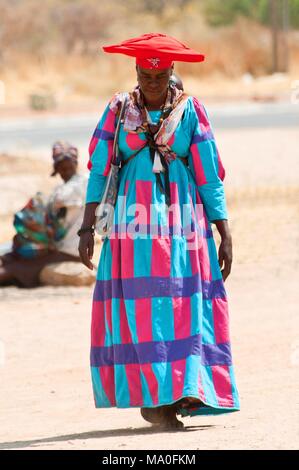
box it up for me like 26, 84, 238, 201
0, 0, 298, 107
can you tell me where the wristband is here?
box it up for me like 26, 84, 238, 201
77, 226, 95, 237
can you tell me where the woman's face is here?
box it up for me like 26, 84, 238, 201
136, 65, 173, 104
55, 158, 77, 182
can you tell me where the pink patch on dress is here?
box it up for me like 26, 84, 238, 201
126, 133, 145, 150
140, 363, 159, 405
187, 204, 202, 276
211, 365, 233, 406
151, 238, 171, 277
188, 237, 200, 275
105, 299, 112, 334
135, 180, 152, 227
169, 182, 180, 228
103, 140, 114, 176
102, 108, 116, 133
91, 300, 105, 347
198, 370, 206, 401
195, 189, 203, 205
195, 190, 210, 235
88, 137, 98, 158
119, 297, 133, 344
120, 237, 134, 279
172, 297, 191, 340
193, 98, 211, 134
190, 143, 207, 186
171, 359, 186, 401
167, 133, 175, 147
99, 366, 116, 406
188, 191, 211, 278
125, 364, 143, 406
197, 237, 212, 281
110, 237, 121, 279
212, 298, 230, 344
87, 136, 99, 170
135, 298, 152, 343
189, 192, 196, 219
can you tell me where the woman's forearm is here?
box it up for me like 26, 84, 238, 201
212, 219, 231, 239
80, 202, 98, 228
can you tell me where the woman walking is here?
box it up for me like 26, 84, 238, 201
79, 33, 240, 429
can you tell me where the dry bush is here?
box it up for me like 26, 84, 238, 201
176, 17, 273, 78
0, 0, 299, 105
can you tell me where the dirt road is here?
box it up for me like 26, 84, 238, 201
0, 127, 298, 450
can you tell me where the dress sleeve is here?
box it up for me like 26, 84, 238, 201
188, 96, 228, 223
85, 94, 120, 204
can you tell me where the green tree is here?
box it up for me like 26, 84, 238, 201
202, 0, 299, 29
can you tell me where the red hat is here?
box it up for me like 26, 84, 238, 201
102, 33, 205, 69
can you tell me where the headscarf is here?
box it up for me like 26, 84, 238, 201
51, 141, 78, 176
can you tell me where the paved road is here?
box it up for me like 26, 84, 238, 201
0, 101, 298, 157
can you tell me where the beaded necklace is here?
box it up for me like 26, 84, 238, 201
140, 85, 175, 135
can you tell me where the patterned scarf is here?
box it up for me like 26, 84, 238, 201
51, 141, 78, 177
110, 84, 188, 160
109, 84, 189, 205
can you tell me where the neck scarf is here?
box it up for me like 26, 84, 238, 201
109, 84, 189, 205
110, 84, 186, 132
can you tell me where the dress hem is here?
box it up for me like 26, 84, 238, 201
92, 392, 240, 417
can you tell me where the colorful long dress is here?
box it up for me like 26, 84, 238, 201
86, 93, 240, 417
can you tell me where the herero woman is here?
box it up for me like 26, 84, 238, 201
78, 33, 240, 428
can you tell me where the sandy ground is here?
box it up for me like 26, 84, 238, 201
0, 127, 298, 450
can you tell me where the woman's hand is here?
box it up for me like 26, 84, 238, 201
212, 219, 233, 282
78, 232, 94, 270
78, 202, 99, 270
218, 234, 232, 282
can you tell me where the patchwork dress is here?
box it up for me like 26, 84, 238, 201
86, 93, 240, 417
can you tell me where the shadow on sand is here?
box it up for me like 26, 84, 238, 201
0, 424, 216, 449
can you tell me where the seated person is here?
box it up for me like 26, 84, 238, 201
0, 141, 88, 287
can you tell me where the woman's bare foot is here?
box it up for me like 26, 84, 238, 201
140, 405, 184, 429
159, 406, 184, 429
140, 407, 163, 424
